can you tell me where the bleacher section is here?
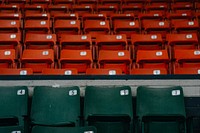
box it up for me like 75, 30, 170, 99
0, 85, 195, 133
0, 0, 200, 133
0, 0, 200, 75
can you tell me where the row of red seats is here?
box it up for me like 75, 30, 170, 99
1, 4, 200, 16
0, 14, 200, 40
0, 0, 196, 6
0, 33, 199, 58
0, 11, 199, 21
0, 67, 199, 75
0, 49, 200, 75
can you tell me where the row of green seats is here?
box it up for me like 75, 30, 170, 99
0, 86, 186, 133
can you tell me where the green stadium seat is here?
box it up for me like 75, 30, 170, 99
31, 86, 80, 127
0, 86, 28, 133
136, 86, 186, 133
84, 86, 133, 133
31, 126, 96, 133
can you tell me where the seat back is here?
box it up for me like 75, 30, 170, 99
98, 50, 131, 74
0, 49, 16, 68
60, 49, 93, 73
174, 49, 200, 68
130, 68, 168, 75
136, 50, 169, 69
131, 34, 163, 52
25, 33, 56, 49
31, 86, 80, 126
60, 34, 92, 50
21, 49, 54, 73
84, 86, 133, 120
136, 86, 186, 133
0, 86, 28, 127
96, 34, 127, 51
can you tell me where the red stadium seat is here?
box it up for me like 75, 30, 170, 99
148, 0, 169, 4
24, 20, 50, 33
142, 20, 170, 38
111, 13, 135, 21
23, 4, 46, 13
7, 0, 28, 4
124, 0, 146, 5
0, 68, 33, 75
54, 20, 81, 37
24, 13, 50, 20
110, 13, 135, 27
48, 5, 69, 17
171, 20, 199, 34
166, 12, 194, 20
130, 68, 168, 75
121, 4, 143, 16
82, 13, 107, 22
59, 49, 93, 73
59, 34, 92, 50
25, 33, 57, 50
0, 33, 21, 58
82, 13, 107, 28
171, 3, 193, 12
86, 68, 123, 75
0, 4, 20, 13
97, 5, 118, 17
139, 12, 164, 21
95, 34, 128, 52
174, 49, 200, 69
100, 0, 122, 5
131, 34, 163, 53
145, 3, 168, 13
98, 50, 131, 74
0, 13, 21, 20
174, 67, 200, 74
53, 0, 75, 5
21, 49, 54, 73
113, 20, 140, 39
84, 20, 110, 39
31, 0, 51, 5
0, 49, 16, 68
42, 68, 78, 75
0, 20, 21, 33
72, 5, 93, 17
53, 13, 78, 21
166, 33, 199, 58
78, 0, 98, 6
135, 50, 170, 72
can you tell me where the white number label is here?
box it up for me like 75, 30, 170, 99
4, 51, 11, 55
80, 51, 87, 56
153, 70, 161, 75
64, 70, 72, 75
172, 90, 180, 96
17, 90, 25, 95
20, 70, 27, 75
156, 51, 163, 56
10, 34, 16, 39
42, 51, 49, 55
120, 90, 129, 96
109, 70, 116, 75
69, 90, 77, 96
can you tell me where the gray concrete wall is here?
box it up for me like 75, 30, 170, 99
0, 79, 200, 97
